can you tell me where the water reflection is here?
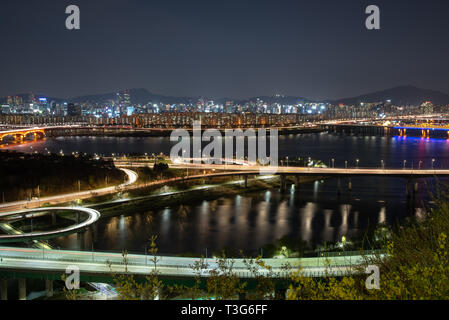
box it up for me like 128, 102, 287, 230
161, 209, 171, 238
322, 210, 334, 242
353, 211, 359, 228
338, 204, 350, 239
50, 175, 436, 255
378, 207, 386, 224
300, 203, 316, 242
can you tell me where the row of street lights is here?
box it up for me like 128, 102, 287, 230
324, 158, 438, 170
401, 159, 436, 170
282, 156, 438, 169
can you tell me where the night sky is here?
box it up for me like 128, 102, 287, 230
0, 0, 448, 100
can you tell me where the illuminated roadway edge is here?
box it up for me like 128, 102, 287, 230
0, 168, 138, 213
0, 246, 385, 279
0, 207, 100, 242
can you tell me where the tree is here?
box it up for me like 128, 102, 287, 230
143, 235, 164, 300
242, 255, 277, 300
153, 162, 169, 172
187, 256, 208, 300
110, 236, 165, 300
206, 252, 247, 300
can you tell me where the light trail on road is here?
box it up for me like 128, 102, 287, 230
0, 207, 100, 242
0, 168, 138, 213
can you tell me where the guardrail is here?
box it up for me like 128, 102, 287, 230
318, 249, 385, 257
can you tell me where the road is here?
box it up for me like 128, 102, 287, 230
121, 160, 449, 177
0, 246, 383, 279
0, 168, 138, 213
0, 207, 100, 242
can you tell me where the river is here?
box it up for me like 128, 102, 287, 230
5, 133, 448, 255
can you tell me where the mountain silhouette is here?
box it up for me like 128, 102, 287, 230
333, 86, 449, 106
2, 86, 449, 106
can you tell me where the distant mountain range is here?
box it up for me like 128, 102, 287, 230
68, 89, 314, 105
331, 86, 449, 106
2, 85, 449, 106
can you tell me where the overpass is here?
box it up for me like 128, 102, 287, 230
115, 160, 449, 193
0, 207, 100, 243
0, 246, 383, 299
117, 159, 449, 178
169, 163, 449, 177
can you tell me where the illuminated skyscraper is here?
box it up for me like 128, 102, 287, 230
28, 92, 36, 104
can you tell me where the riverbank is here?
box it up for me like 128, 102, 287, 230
95, 175, 323, 219
45, 127, 324, 138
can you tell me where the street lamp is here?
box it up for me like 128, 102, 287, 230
381, 160, 384, 169
356, 159, 359, 169
432, 158, 436, 169
332, 159, 335, 168
345, 161, 348, 169
419, 160, 422, 170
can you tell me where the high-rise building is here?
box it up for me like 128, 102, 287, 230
28, 92, 36, 104
1, 105, 11, 114
421, 101, 434, 114
67, 103, 82, 116
116, 89, 132, 115
123, 89, 131, 107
